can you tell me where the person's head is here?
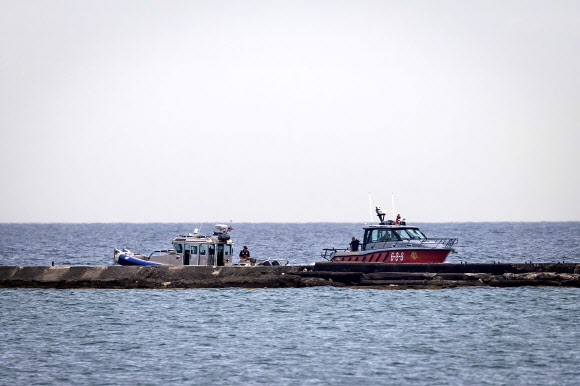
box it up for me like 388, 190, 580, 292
352, 237, 356, 241
243, 246, 248, 249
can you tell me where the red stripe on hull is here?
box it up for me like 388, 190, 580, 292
331, 249, 451, 263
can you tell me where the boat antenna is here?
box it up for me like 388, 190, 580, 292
392, 193, 395, 221
198, 221, 203, 234
368, 192, 373, 223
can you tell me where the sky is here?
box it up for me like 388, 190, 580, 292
0, 0, 579, 223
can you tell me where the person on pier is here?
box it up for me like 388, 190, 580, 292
349, 237, 361, 252
239, 246, 250, 259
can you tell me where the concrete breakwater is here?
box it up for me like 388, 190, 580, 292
0, 262, 579, 289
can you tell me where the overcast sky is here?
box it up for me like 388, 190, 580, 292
0, 0, 578, 223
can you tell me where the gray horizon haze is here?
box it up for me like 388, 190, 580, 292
1, 0, 579, 223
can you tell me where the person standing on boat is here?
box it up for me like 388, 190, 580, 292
349, 237, 361, 252
395, 214, 401, 224
239, 246, 250, 259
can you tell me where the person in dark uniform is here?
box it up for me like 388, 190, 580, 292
239, 246, 250, 259
349, 237, 361, 252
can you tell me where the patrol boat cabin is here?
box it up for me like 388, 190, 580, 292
114, 225, 234, 266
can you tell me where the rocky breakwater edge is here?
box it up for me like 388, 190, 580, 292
0, 262, 579, 289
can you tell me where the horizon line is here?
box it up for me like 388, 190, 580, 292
1, 220, 579, 224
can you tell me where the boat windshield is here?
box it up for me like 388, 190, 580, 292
395, 228, 426, 240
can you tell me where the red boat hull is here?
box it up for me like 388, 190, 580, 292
331, 249, 451, 264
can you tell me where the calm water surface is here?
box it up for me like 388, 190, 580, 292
0, 223, 579, 385
0, 222, 579, 266
0, 287, 579, 385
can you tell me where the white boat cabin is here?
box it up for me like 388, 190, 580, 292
172, 233, 233, 266
144, 225, 234, 266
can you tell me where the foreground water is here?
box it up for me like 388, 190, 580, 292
1, 223, 579, 385
0, 287, 578, 385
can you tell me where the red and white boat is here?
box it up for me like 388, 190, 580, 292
322, 207, 457, 263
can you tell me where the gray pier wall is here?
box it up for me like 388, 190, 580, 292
0, 263, 579, 289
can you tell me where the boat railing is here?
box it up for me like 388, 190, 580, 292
261, 258, 289, 266
238, 257, 289, 266
321, 248, 348, 260
363, 238, 458, 250
421, 238, 458, 249
148, 249, 175, 258
364, 242, 405, 250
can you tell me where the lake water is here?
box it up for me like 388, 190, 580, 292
1, 223, 579, 385
0, 222, 579, 266
0, 287, 578, 385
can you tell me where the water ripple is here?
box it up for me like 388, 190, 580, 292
1, 287, 578, 385
1, 222, 579, 266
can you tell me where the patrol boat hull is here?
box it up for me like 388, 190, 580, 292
330, 248, 451, 264
116, 253, 163, 266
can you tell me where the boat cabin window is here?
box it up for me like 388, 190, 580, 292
379, 230, 398, 241
405, 228, 426, 240
208, 245, 215, 265
365, 229, 376, 243
224, 245, 231, 256
365, 229, 377, 243
173, 243, 183, 253
190, 245, 198, 254
199, 245, 207, 255
395, 229, 426, 240
365, 229, 398, 243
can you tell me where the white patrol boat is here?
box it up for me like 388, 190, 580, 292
114, 224, 287, 267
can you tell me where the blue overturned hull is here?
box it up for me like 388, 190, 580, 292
117, 254, 163, 266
